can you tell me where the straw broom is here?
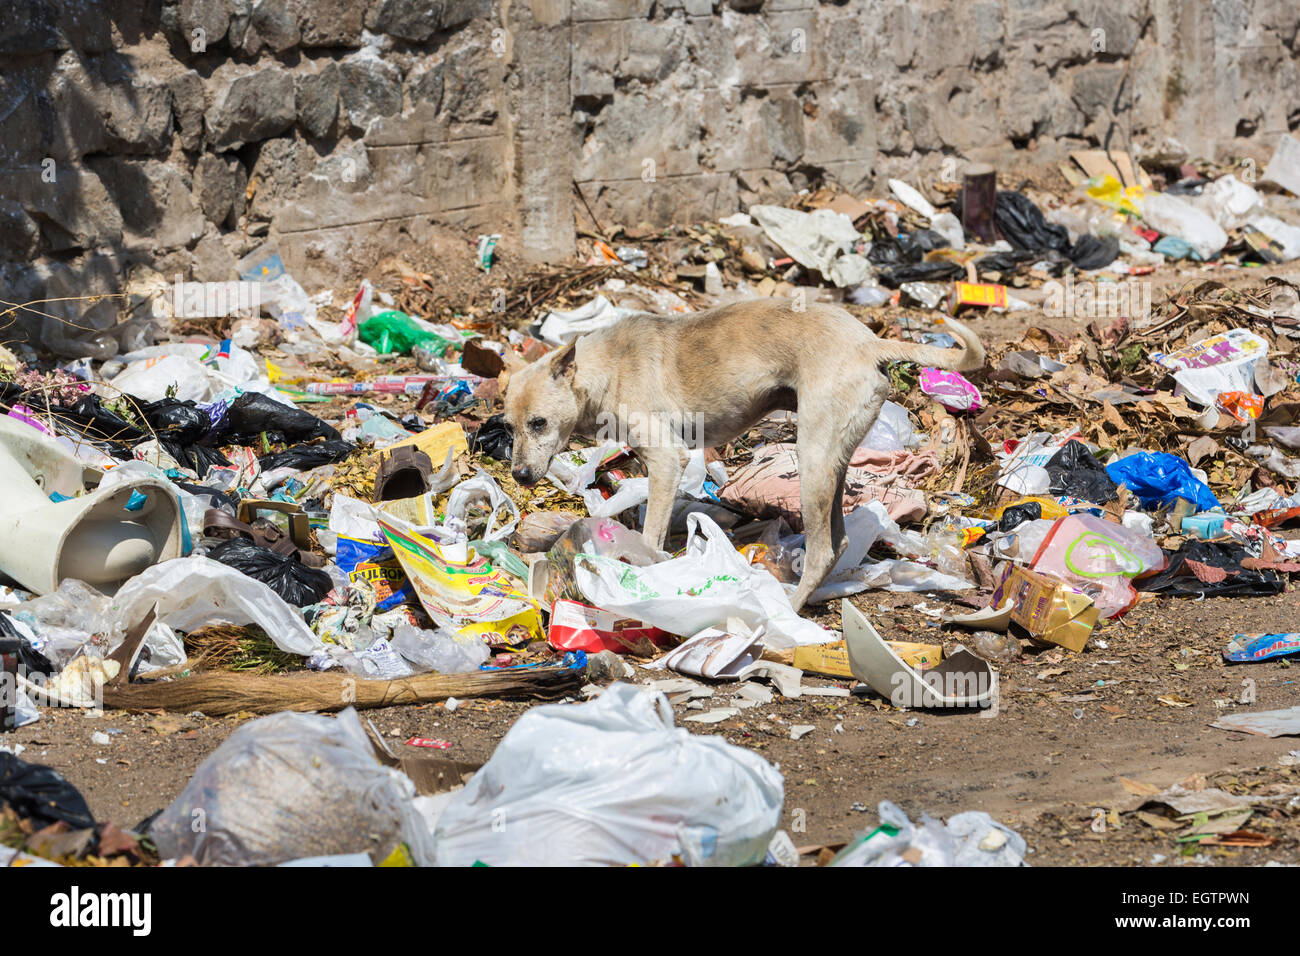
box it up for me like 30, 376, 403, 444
102, 665, 583, 716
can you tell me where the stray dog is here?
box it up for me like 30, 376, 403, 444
502, 298, 984, 611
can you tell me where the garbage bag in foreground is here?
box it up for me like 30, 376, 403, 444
151, 708, 432, 866
433, 683, 784, 866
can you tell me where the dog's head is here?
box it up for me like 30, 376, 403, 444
500, 338, 582, 486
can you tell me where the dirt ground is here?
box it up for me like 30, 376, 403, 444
8, 582, 1299, 866
8, 256, 1300, 867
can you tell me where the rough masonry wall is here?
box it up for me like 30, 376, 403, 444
1, 0, 1298, 351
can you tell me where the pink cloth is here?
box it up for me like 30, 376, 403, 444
719, 443, 926, 531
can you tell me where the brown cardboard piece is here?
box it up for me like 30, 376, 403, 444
367, 719, 481, 795
1069, 149, 1153, 189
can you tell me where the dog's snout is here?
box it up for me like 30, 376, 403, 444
512, 465, 536, 485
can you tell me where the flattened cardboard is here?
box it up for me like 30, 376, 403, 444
794, 639, 941, 678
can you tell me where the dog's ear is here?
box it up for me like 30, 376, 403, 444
550, 339, 577, 381
500, 350, 527, 374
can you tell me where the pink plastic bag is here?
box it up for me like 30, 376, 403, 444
1029, 513, 1166, 618
920, 368, 982, 412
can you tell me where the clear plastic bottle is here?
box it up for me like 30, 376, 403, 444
412, 342, 444, 372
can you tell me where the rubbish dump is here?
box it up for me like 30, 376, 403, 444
7, 145, 1300, 870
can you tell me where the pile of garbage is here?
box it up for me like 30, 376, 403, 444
8, 139, 1300, 867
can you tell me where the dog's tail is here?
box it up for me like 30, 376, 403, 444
869, 316, 985, 373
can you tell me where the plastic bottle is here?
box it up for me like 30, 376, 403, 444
412, 342, 445, 372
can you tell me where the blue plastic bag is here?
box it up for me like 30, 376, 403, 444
1105, 452, 1218, 512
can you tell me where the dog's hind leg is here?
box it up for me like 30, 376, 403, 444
791, 382, 890, 612
639, 443, 686, 550
790, 420, 851, 613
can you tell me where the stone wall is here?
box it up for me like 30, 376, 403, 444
2, 0, 1298, 351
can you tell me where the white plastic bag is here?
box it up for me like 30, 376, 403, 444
538, 295, 639, 346
152, 708, 432, 866
1191, 174, 1261, 231
859, 401, 915, 452
445, 469, 519, 542
574, 513, 833, 647
1138, 192, 1228, 260
749, 205, 861, 284
112, 555, 323, 657
432, 683, 784, 866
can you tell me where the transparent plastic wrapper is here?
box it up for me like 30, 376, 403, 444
829, 801, 954, 867
1028, 513, 1166, 618
537, 296, 639, 346
1190, 174, 1261, 231
544, 516, 661, 607
511, 511, 580, 553
432, 684, 784, 866
574, 513, 832, 646
109, 354, 213, 403
748, 205, 861, 285
152, 708, 432, 866
391, 622, 489, 673
20, 579, 119, 646
989, 517, 1056, 562
859, 400, 914, 452
444, 469, 519, 542
1138, 192, 1227, 260
739, 523, 805, 584
830, 801, 1026, 867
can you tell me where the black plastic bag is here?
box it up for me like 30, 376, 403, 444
0, 612, 53, 676
1139, 541, 1284, 598
470, 414, 513, 461
876, 260, 964, 288
207, 538, 333, 606
259, 440, 357, 472
0, 753, 96, 829
997, 502, 1042, 533
218, 392, 341, 446
139, 397, 231, 472
141, 398, 211, 444
1045, 442, 1118, 503
868, 228, 950, 266
1069, 234, 1120, 270
994, 191, 1073, 254
974, 249, 1049, 279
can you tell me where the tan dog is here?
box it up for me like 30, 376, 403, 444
501, 298, 984, 611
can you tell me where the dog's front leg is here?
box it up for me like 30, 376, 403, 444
639, 444, 687, 550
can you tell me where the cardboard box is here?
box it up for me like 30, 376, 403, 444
380, 419, 468, 466
992, 565, 1098, 653
794, 639, 941, 678
547, 599, 669, 655
950, 281, 1007, 312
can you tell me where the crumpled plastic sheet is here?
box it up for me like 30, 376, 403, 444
111, 555, 325, 666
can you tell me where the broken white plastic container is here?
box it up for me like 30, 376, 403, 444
842, 599, 996, 709
0, 417, 182, 595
